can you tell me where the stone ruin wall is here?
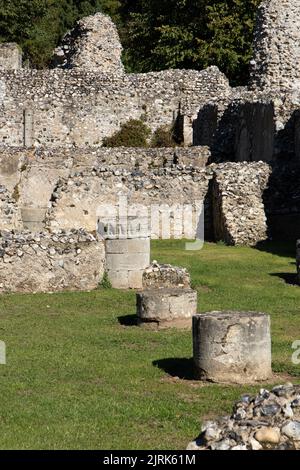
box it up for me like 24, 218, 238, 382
191, 0, 300, 164
51, 12, 124, 74
1, 8, 300, 165
212, 162, 271, 246
0, 229, 105, 293
0, 6, 300, 257
0, 14, 232, 150
2, 7, 300, 165
250, 0, 300, 92
45, 166, 210, 239
0, 67, 231, 149
0, 146, 211, 239
0, 146, 271, 246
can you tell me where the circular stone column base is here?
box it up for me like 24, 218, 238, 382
137, 288, 197, 329
193, 311, 272, 384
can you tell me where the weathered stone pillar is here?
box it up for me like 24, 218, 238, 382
137, 288, 197, 328
106, 237, 150, 289
0, 43, 22, 70
182, 115, 193, 147
137, 262, 197, 328
250, 0, 300, 92
193, 311, 272, 384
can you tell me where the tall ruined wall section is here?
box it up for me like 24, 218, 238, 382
0, 43, 22, 70
52, 13, 124, 74
0, 12, 232, 152
212, 162, 271, 245
250, 0, 300, 92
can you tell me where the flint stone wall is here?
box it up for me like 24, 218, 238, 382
0, 147, 271, 245
51, 13, 124, 74
0, 229, 105, 293
45, 167, 211, 239
2, 9, 300, 164
0, 146, 210, 232
212, 162, 271, 246
0, 185, 23, 230
206, 89, 298, 163
263, 163, 300, 240
0, 66, 230, 148
250, 0, 300, 92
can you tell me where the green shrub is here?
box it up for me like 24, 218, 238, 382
150, 125, 179, 148
99, 272, 112, 289
102, 119, 151, 148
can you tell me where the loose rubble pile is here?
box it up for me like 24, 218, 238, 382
143, 261, 191, 289
187, 383, 300, 450
0, 229, 105, 292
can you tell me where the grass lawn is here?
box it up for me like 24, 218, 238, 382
0, 240, 299, 450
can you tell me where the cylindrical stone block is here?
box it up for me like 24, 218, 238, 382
105, 238, 150, 289
137, 288, 197, 328
193, 311, 272, 384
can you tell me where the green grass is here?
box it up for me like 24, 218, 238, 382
0, 240, 299, 449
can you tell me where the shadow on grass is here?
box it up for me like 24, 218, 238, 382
118, 314, 138, 326
255, 240, 296, 258
153, 357, 194, 380
270, 272, 298, 286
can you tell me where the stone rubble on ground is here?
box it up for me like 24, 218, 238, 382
187, 383, 300, 450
